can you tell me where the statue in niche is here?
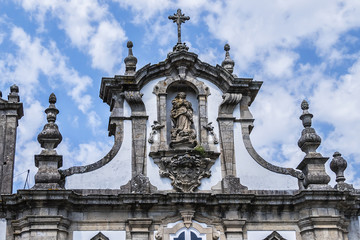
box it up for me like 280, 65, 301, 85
170, 92, 197, 148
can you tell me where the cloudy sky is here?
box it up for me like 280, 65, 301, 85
1, 0, 360, 191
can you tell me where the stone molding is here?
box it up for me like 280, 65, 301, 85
90, 232, 110, 240
263, 231, 286, 240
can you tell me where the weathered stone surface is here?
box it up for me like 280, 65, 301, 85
330, 152, 354, 191
0, 85, 23, 194
120, 173, 157, 193
297, 100, 331, 189
33, 93, 63, 190
221, 175, 248, 193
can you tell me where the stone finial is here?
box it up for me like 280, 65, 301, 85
296, 100, 331, 190
297, 100, 321, 155
124, 41, 137, 75
34, 93, 63, 189
330, 152, 347, 183
221, 43, 235, 74
0, 90, 2, 98
330, 152, 353, 191
8, 84, 20, 103
37, 93, 62, 152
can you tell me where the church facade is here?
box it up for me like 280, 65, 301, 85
0, 9, 359, 240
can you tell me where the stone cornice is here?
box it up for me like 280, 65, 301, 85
1, 189, 359, 211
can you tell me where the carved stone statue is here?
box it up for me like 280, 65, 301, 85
170, 92, 197, 148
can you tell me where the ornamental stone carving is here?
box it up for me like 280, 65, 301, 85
159, 154, 212, 192
170, 92, 197, 148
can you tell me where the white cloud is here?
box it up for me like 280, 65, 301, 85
18, 0, 127, 73
311, 58, 360, 163
115, 0, 173, 23
0, 26, 106, 190
2, 26, 93, 114
203, 0, 360, 73
89, 20, 126, 72
263, 50, 298, 78
59, 139, 112, 168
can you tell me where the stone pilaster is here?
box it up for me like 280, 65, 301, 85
124, 91, 148, 178
223, 219, 245, 240
128, 218, 152, 240
217, 93, 242, 176
218, 118, 236, 177
198, 95, 209, 149
157, 93, 168, 150
0, 85, 23, 194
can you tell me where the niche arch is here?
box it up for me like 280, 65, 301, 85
152, 76, 211, 150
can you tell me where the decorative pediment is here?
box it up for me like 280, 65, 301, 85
90, 232, 109, 240
263, 231, 286, 240
99, 49, 262, 107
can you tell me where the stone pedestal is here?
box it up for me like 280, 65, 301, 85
296, 155, 331, 190
34, 154, 63, 189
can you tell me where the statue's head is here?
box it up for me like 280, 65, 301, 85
177, 92, 186, 99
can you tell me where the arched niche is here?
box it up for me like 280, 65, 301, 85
166, 82, 198, 144
152, 76, 211, 150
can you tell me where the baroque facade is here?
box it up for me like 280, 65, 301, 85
1, 9, 360, 240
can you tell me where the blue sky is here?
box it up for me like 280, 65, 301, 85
1, 0, 360, 191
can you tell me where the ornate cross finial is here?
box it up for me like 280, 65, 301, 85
168, 9, 190, 44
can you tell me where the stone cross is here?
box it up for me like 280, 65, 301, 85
168, 9, 190, 44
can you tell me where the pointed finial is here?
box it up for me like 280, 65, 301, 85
8, 84, 20, 103
37, 93, 62, 151
124, 40, 137, 75
222, 43, 235, 74
49, 92, 56, 104
298, 100, 321, 154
